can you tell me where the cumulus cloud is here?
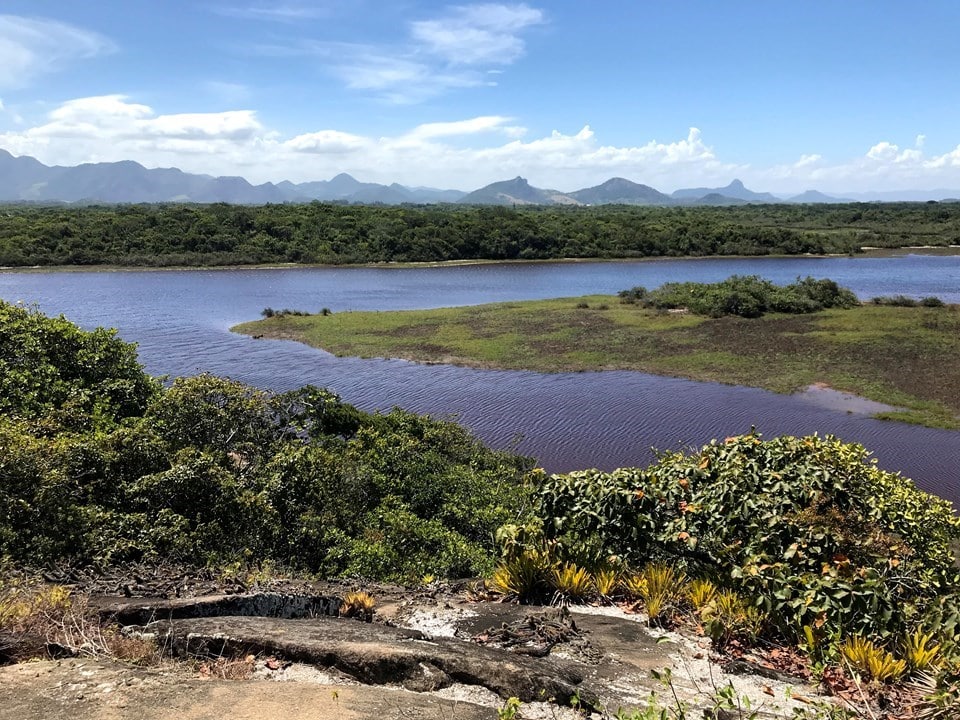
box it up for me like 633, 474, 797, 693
0, 95, 264, 167
0, 15, 114, 89
4, 95, 960, 193
284, 129, 370, 154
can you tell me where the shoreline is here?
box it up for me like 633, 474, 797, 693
234, 298, 960, 431
4, 245, 960, 274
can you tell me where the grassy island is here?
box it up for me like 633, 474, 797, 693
234, 281, 960, 429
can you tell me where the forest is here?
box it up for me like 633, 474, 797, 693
0, 200, 958, 267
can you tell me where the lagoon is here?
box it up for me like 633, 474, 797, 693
2, 254, 959, 504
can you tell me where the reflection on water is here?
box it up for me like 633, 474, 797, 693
1, 255, 959, 506
795, 384, 900, 415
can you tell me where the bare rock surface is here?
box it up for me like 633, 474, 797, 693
4, 588, 834, 718
0, 658, 494, 720
147, 614, 589, 705
98, 592, 342, 626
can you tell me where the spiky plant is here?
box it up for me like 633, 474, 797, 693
686, 578, 719, 612
490, 549, 549, 602
840, 636, 907, 684
340, 591, 376, 621
551, 562, 593, 603
902, 629, 942, 674
592, 566, 621, 601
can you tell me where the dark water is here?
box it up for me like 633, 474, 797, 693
2, 255, 959, 505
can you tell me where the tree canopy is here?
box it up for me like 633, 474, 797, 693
1, 201, 958, 267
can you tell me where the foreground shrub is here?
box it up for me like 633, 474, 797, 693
0, 300, 535, 580
0, 580, 158, 665
532, 432, 960, 642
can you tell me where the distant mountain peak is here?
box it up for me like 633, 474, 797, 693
0, 149, 949, 205
673, 179, 777, 203
569, 177, 672, 206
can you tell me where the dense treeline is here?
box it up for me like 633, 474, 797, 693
0, 300, 533, 580
1, 201, 958, 267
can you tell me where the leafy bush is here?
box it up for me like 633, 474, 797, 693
261, 307, 310, 318
872, 295, 919, 307
531, 432, 960, 642
630, 275, 858, 318
0, 301, 158, 431
0, 301, 535, 580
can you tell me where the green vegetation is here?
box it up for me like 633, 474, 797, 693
0, 300, 533, 580
234, 280, 960, 429
526, 433, 960, 641
7, 299, 960, 717
1, 201, 960, 267
491, 432, 960, 716
621, 275, 858, 317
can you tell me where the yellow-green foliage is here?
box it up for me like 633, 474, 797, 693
0, 581, 72, 633
702, 590, 765, 645
550, 562, 592, 601
340, 591, 376, 620
623, 573, 647, 599
635, 564, 687, 623
1, 581, 159, 665
592, 566, 621, 599
841, 636, 907, 683
490, 549, 549, 601
902, 629, 942, 673
686, 578, 719, 611
534, 433, 960, 643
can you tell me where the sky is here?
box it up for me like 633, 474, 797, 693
0, 1, 959, 194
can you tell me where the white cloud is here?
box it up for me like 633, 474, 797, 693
213, 4, 331, 21
256, 4, 544, 103
411, 3, 545, 65
794, 154, 822, 168
403, 116, 517, 141
0, 15, 114, 89
867, 141, 898, 162
3, 95, 960, 193
0, 95, 264, 166
284, 130, 370, 154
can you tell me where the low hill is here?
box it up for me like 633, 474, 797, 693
569, 177, 673, 205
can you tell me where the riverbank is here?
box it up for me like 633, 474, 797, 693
4, 245, 960, 274
234, 299, 960, 429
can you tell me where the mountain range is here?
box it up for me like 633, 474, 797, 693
0, 149, 954, 206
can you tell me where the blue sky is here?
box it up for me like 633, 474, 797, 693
1, 1, 959, 193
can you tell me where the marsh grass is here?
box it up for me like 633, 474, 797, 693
234, 300, 960, 429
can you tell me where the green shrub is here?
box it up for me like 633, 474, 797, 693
872, 295, 919, 307
531, 432, 960, 642
0, 302, 536, 579
631, 275, 858, 318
